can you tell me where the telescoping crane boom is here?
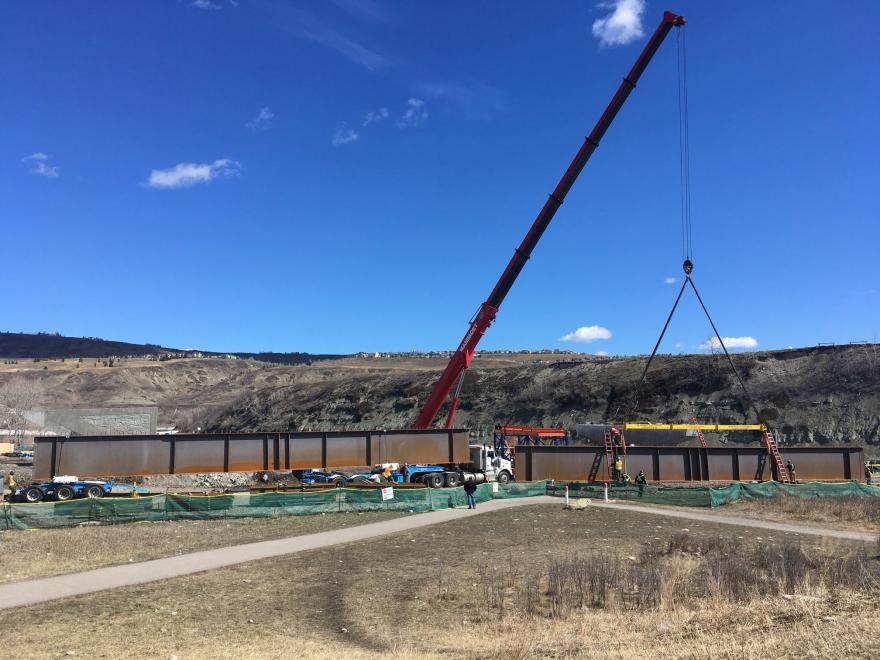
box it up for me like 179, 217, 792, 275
413, 11, 686, 429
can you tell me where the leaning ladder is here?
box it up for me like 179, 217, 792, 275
691, 416, 708, 448
762, 430, 790, 483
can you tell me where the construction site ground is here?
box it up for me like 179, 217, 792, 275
0, 510, 406, 585
3, 501, 877, 659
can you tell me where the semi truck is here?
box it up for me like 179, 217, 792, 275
296, 443, 514, 488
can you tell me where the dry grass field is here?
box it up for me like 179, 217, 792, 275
721, 494, 880, 533
0, 511, 405, 584
9, 503, 879, 659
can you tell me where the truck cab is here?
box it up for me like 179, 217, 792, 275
470, 443, 514, 484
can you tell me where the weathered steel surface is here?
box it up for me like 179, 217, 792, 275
516, 445, 864, 483
34, 429, 470, 479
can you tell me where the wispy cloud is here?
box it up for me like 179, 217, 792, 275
363, 107, 389, 126
192, 0, 222, 9
700, 336, 758, 350
416, 83, 507, 120
142, 159, 241, 189
560, 325, 612, 343
396, 98, 427, 128
664, 276, 678, 285
596, 350, 609, 357
273, 5, 389, 72
22, 153, 59, 178
592, 0, 645, 47
332, 125, 359, 145
246, 107, 274, 131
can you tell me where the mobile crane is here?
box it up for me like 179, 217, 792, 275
412, 11, 686, 429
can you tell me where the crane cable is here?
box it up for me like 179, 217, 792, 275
623, 25, 765, 426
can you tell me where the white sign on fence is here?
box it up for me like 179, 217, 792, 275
381, 486, 394, 501
492, 482, 499, 493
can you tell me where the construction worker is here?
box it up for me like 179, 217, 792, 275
635, 470, 647, 498
6, 470, 16, 499
463, 479, 478, 509
865, 462, 873, 486
785, 460, 797, 484
613, 456, 623, 483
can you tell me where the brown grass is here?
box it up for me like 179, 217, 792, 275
725, 494, 880, 532
10, 504, 880, 659
0, 510, 405, 584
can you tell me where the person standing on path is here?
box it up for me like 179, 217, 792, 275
635, 470, 647, 498
463, 479, 478, 509
614, 456, 623, 483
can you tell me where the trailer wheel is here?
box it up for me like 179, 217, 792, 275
85, 485, 104, 499
23, 486, 44, 503
444, 472, 461, 488
425, 473, 444, 488
55, 485, 75, 501
331, 476, 346, 487
496, 471, 511, 485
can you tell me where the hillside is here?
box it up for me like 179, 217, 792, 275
1, 344, 877, 448
0, 331, 343, 365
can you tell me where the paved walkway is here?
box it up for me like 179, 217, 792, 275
0, 496, 557, 610
591, 501, 877, 542
1, 496, 874, 610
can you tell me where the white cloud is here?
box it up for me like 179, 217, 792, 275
700, 336, 758, 350
596, 350, 609, 357
245, 107, 274, 131
592, 0, 645, 47
22, 152, 59, 178
396, 98, 428, 128
664, 277, 678, 285
142, 159, 241, 189
675, 342, 684, 349
560, 325, 613, 343
332, 126, 359, 145
192, 0, 222, 9
362, 107, 389, 126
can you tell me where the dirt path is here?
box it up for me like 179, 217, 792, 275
2, 496, 874, 611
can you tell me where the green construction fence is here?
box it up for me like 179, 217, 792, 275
0, 481, 550, 531
551, 480, 880, 508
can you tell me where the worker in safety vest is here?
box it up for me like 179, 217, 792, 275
635, 470, 647, 498
785, 460, 797, 484
613, 457, 623, 482
6, 470, 16, 497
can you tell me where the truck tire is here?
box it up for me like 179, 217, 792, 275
331, 476, 346, 487
425, 473, 444, 489
55, 485, 75, 501
444, 472, 461, 488
85, 485, 104, 499
23, 486, 44, 503
496, 471, 511, 485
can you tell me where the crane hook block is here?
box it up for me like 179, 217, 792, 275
682, 259, 693, 275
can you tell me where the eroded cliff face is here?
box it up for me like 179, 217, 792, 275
208, 345, 880, 448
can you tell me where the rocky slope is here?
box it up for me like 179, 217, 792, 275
2, 345, 877, 448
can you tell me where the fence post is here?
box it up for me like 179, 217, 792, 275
564, 485, 569, 506
604, 482, 609, 503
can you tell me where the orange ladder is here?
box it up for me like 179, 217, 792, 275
762, 430, 790, 483
691, 416, 708, 448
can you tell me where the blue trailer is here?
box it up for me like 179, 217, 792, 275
13, 478, 115, 503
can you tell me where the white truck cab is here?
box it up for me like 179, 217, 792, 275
469, 443, 514, 484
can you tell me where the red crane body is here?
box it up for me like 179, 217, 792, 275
413, 11, 685, 429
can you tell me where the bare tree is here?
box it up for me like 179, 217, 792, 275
0, 376, 44, 444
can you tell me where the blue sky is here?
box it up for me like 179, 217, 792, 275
2, 1, 877, 355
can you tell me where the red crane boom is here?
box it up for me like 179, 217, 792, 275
413, 11, 686, 429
